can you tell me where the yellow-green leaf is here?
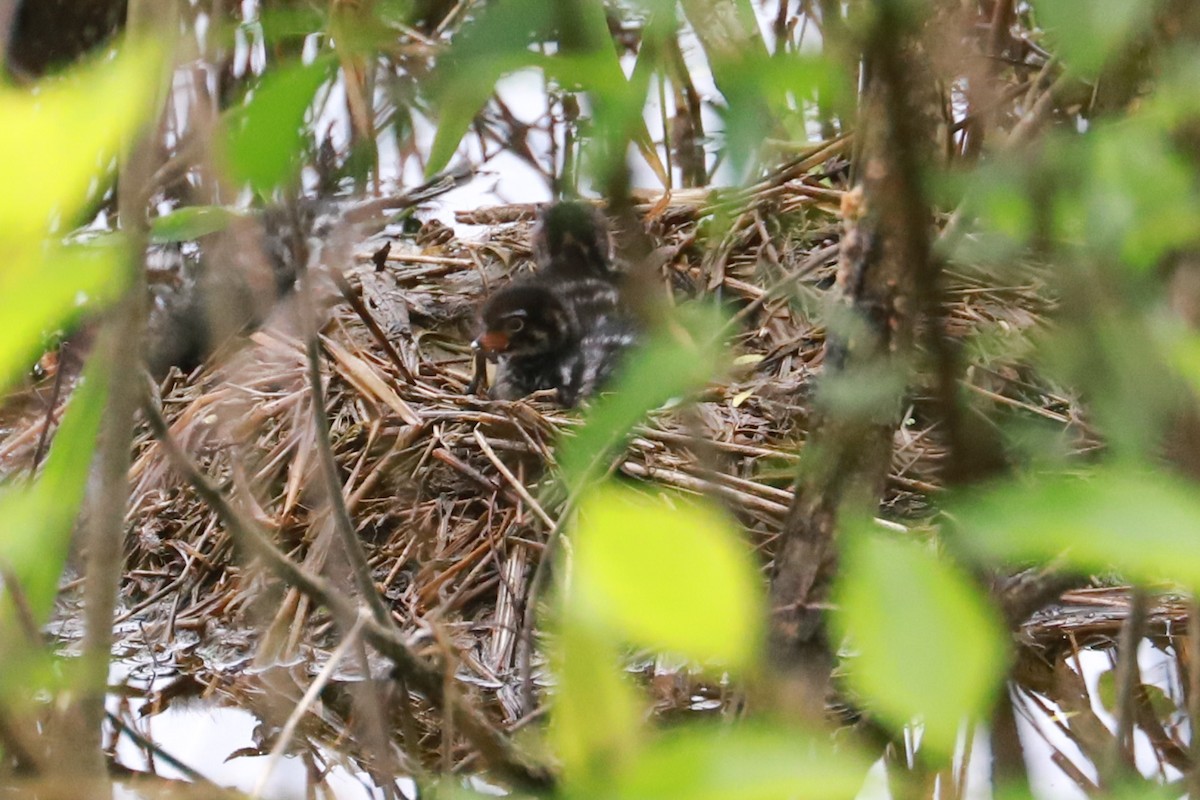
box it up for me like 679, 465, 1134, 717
606, 725, 872, 800
221, 56, 335, 194
572, 481, 763, 670
0, 354, 110, 627
551, 620, 642, 790
951, 464, 1200, 588
0, 242, 128, 392
150, 205, 244, 243
0, 42, 161, 239
832, 528, 1009, 757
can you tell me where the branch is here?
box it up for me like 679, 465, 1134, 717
140, 395, 554, 792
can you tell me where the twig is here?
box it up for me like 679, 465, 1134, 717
251, 609, 369, 798
78, 0, 175, 771
140, 396, 554, 791
331, 271, 416, 384
1103, 587, 1148, 786
293, 216, 393, 628
473, 428, 556, 528
28, 342, 69, 479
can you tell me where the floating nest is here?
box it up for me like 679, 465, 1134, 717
0, 148, 1078, 775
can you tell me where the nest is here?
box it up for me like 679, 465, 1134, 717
0, 155, 1076, 770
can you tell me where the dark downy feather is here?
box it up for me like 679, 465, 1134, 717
475, 201, 637, 405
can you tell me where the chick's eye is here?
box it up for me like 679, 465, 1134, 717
504, 317, 525, 333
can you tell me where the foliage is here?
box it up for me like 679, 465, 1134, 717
6, 0, 1200, 796
0, 43, 160, 644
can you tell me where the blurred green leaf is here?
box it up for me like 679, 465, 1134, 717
712, 52, 846, 179
0, 355, 109, 626
1143, 50, 1200, 130
678, 0, 769, 179
551, 618, 642, 790
973, 165, 1036, 250
0, 42, 161, 239
1039, 311, 1176, 459
426, 0, 555, 175
832, 526, 1009, 757
950, 464, 1200, 587
426, 57, 532, 176
543, 50, 654, 182
256, 6, 327, 44
1166, 327, 1200, 398
1030, 0, 1156, 76
558, 305, 728, 493
1095, 671, 1175, 719
1076, 125, 1200, 271
572, 481, 763, 670
427, 0, 642, 179
0, 242, 128, 393
150, 206, 244, 243
222, 56, 335, 194
606, 724, 872, 800
814, 360, 907, 422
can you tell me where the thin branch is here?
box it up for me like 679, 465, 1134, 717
140, 395, 554, 792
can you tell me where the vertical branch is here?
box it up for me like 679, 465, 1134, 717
1188, 598, 1200, 798
78, 0, 174, 771
292, 214, 394, 628
1101, 588, 1148, 787
767, 0, 935, 711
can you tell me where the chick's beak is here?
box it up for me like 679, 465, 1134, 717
472, 330, 510, 358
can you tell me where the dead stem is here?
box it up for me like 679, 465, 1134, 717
141, 395, 555, 791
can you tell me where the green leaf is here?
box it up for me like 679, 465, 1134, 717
221, 56, 335, 194
1095, 671, 1176, 718
558, 304, 728, 493
950, 464, 1200, 589
572, 481, 763, 670
0, 241, 128, 393
0, 354, 110, 626
150, 206, 245, 243
426, 58, 523, 176
542, 50, 655, 183
1030, 0, 1155, 76
1078, 125, 1200, 271
832, 527, 1009, 757
0, 42, 161, 239
425, 0, 556, 175
551, 619, 642, 790
607, 724, 872, 800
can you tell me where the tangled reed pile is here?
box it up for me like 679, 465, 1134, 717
0, 142, 1073, 772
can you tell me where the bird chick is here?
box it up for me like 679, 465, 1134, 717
531, 201, 612, 281
473, 280, 635, 406
474, 283, 578, 402
473, 200, 638, 405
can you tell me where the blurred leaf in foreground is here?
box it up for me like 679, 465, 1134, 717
0, 41, 161, 239
572, 481, 763, 671
149, 205, 245, 243
558, 304, 729, 494
950, 464, 1200, 589
1071, 124, 1200, 272
603, 724, 872, 800
0, 355, 109, 628
1030, 0, 1155, 77
0, 240, 128, 394
222, 55, 336, 194
832, 525, 1009, 757
426, 0, 554, 175
551, 616, 642, 790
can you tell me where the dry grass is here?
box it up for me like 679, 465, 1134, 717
0, 151, 1078, 775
